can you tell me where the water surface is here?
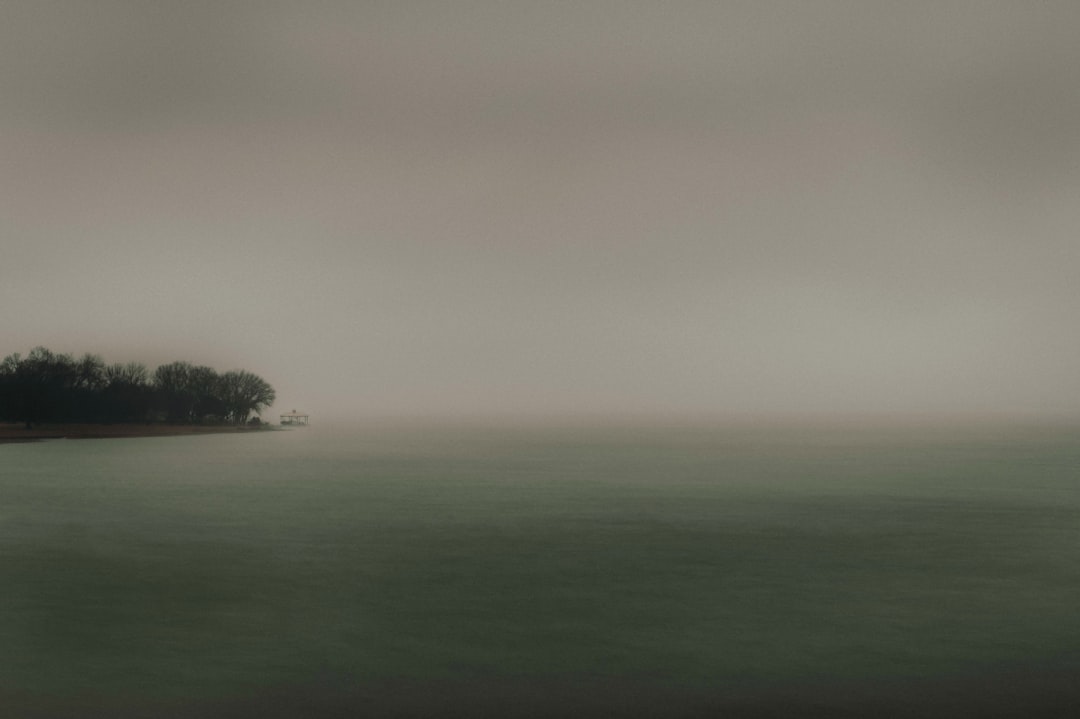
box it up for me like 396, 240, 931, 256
3, 422, 1079, 716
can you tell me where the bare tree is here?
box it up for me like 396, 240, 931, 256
217, 370, 276, 424
1, 348, 276, 427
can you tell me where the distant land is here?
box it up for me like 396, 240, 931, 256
0, 422, 276, 444
0, 347, 276, 432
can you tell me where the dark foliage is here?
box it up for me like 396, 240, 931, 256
0, 347, 275, 427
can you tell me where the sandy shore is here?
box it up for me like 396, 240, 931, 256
0, 423, 277, 444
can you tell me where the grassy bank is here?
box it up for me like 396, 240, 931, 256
0, 423, 277, 444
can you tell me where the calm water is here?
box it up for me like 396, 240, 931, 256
2, 422, 1080, 717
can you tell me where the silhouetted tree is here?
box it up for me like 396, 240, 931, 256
0, 352, 27, 426
105, 362, 148, 387
189, 365, 223, 422
152, 361, 196, 422
0, 347, 78, 427
217, 370, 276, 424
102, 362, 151, 422
0, 347, 275, 428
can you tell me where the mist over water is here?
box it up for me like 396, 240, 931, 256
6, 4, 1080, 715
5, 2, 1080, 421
4, 421, 1080, 717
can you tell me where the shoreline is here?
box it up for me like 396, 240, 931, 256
0, 423, 279, 444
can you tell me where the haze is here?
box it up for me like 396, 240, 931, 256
3, 1, 1079, 422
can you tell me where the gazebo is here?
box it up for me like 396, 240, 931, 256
279, 409, 309, 426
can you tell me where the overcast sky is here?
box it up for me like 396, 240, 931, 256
2, 1, 1079, 421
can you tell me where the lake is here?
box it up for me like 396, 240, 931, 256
2, 421, 1079, 717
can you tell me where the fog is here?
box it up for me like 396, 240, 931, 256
3, 1, 1079, 421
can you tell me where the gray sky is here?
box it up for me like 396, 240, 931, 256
2, 1, 1079, 421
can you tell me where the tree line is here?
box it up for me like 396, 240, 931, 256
0, 347, 275, 428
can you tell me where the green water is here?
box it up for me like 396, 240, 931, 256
2, 422, 1080, 717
